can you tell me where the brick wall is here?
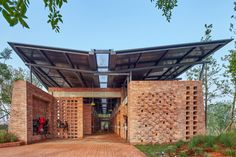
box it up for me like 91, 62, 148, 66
128, 81, 205, 144
9, 80, 55, 144
111, 103, 128, 140
83, 104, 92, 135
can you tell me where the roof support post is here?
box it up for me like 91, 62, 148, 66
129, 71, 132, 81
29, 64, 32, 83
199, 63, 205, 81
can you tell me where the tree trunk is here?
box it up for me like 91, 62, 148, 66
229, 84, 236, 130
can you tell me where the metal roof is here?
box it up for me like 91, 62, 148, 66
9, 39, 232, 89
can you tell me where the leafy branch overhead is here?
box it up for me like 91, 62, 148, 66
151, 0, 178, 22
0, 0, 67, 32
0, 0, 177, 32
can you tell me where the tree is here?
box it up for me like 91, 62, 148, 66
0, 0, 177, 32
0, 0, 67, 32
221, 51, 236, 131
207, 102, 231, 135
218, 1, 236, 131
0, 48, 42, 121
0, 49, 12, 120
151, 0, 177, 22
186, 24, 221, 131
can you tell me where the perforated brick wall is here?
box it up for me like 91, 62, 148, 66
128, 81, 205, 144
55, 97, 83, 139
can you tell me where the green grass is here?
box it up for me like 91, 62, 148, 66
224, 148, 236, 157
218, 132, 236, 148
135, 131, 236, 157
0, 130, 18, 143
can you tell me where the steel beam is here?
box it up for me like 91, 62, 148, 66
143, 50, 169, 79
15, 48, 60, 87
161, 47, 196, 79
39, 50, 72, 87
166, 44, 223, 80
64, 53, 86, 87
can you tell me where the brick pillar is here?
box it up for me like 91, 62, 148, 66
9, 81, 28, 143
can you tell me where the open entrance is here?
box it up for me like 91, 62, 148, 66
83, 98, 121, 135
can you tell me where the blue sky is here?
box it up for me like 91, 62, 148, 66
0, 0, 235, 68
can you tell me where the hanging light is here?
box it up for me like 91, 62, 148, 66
90, 101, 96, 106
90, 82, 96, 106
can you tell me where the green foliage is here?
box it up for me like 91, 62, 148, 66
151, 0, 177, 22
0, 0, 29, 28
136, 132, 236, 157
221, 50, 236, 131
188, 135, 205, 149
188, 135, 217, 149
193, 147, 204, 156
175, 140, 185, 148
201, 24, 213, 41
165, 145, 177, 156
0, 48, 42, 121
1, 0, 178, 32
178, 152, 188, 157
218, 132, 236, 148
0, 130, 18, 143
203, 135, 216, 148
224, 148, 236, 157
0, 63, 11, 84
207, 102, 231, 134
228, 50, 236, 83
0, 0, 67, 32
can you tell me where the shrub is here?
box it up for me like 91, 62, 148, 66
217, 132, 236, 148
178, 152, 188, 157
224, 148, 236, 157
203, 135, 216, 148
175, 140, 186, 148
188, 135, 205, 149
0, 130, 18, 143
193, 147, 204, 156
164, 145, 177, 156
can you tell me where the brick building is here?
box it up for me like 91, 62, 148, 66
8, 39, 231, 144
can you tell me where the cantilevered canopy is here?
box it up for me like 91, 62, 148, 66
108, 39, 232, 87
9, 42, 99, 88
9, 39, 232, 89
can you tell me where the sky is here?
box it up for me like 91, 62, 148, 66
0, 0, 235, 70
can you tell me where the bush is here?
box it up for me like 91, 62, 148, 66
165, 145, 177, 156
193, 147, 204, 156
224, 148, 236, 157
175, 140, 185, 148
203, 135, 216, 148
217, 132, 236, 148
0, 130, 18, 143
178, 152, 188, 157
188, 135, 205, 149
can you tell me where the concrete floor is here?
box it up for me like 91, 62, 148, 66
0, 134, 146, 157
